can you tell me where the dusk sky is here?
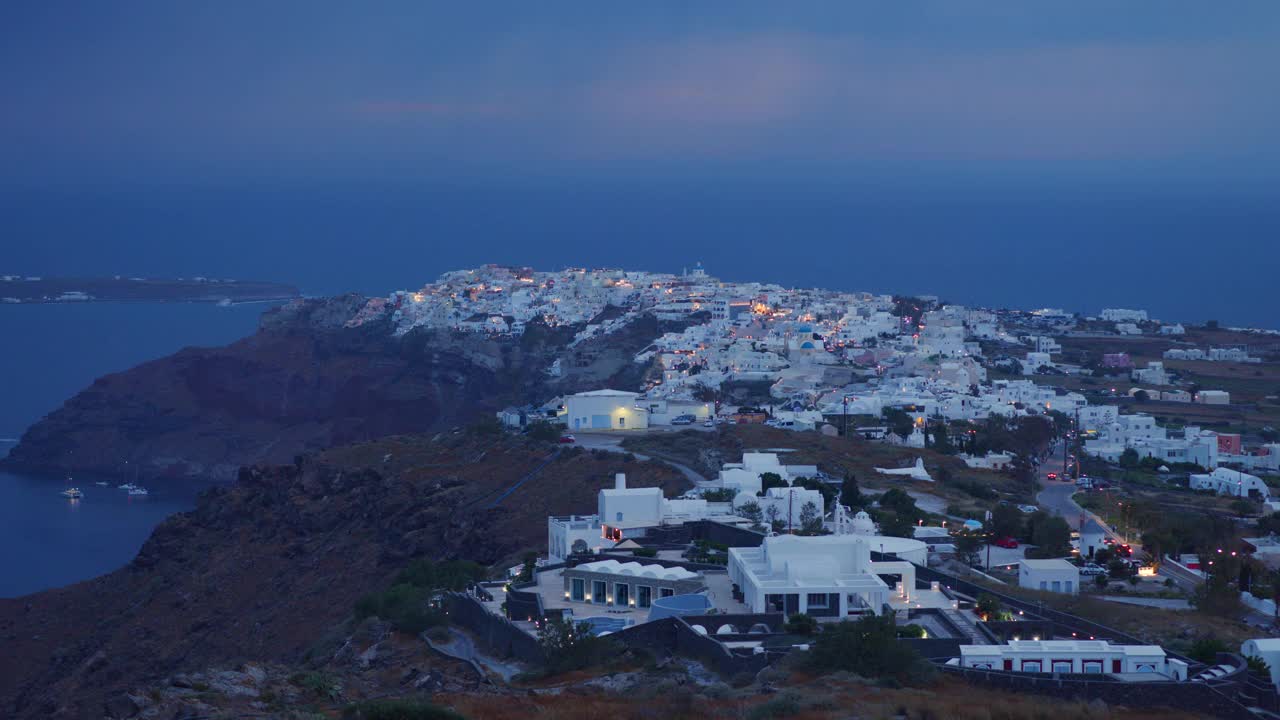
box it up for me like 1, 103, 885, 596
2, 3, 1279, 326
3, 2, 1279, 185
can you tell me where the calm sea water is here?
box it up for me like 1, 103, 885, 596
0, 302, 269, 598
0, 464, 213, 598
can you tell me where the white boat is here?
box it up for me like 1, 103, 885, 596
95, 481, 109, 487
118, 482, 137, 490
128, 486, 149, 496
61, 487, 83, 499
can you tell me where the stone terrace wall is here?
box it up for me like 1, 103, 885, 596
443, 593, 546, 665
941, 664, 1250, 719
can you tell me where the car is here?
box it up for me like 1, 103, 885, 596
1046, 472, 1058, 480
1017, 504, 1038, 514
558, 435, 576, 444
671, 414, 696, 425
1115, 544, 1133, 558
703, 420, 715, 428
994, 537, 1019, 549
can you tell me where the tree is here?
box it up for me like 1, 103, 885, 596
877, 487, 919, 518
765, 504, 784, 533
976, 593, 1003, 620
739, 501, 765, 532
701, 488, 738, 502
1029, 515, 1072, 557
795, 477, 838, 510
799, 501, 824, 534
990, 504, 1024, 540
840, 474, 864, 508
515, 552, 538, 583
882, 407, 915, 440
954, 529, 984, 567
1094, 573, 1110, 589
758, 472, 787, 495
527, 420, 562, 443
1119, 448, 1141, 469
570, 539, 589, 556
877, 511, 916, 539
1133, 389, 1150, 402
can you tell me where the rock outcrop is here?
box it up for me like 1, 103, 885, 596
0, 432, 685, 718
3, 295, 668, 482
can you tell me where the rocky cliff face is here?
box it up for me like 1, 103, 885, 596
3, 295, 668, 482
0, 432, 685, 718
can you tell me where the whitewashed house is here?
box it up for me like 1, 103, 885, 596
1189, 468, 1269, 499
958, 640, 1187, 679
1019, 559, 1079, 594
564, 389, 649, 430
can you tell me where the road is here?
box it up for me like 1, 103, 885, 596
572, 430, 711, 485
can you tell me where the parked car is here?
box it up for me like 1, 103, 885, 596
994, 537, 1019, 549
558, 435, 576, 444
1017, 504, 1038, 514
703, 420, 715, 428
671, 414, 696, 425
1080, 564, 1107, 576
1046, 472, 1058, 480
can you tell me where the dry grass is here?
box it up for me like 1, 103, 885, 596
438, 672, 1206, 720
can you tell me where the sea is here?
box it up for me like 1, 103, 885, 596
0, 302, 269, 598
1, 178, 1276, 596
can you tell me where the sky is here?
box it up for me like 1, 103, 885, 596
3, 2, 1278, 185
1, 3, 1278, 326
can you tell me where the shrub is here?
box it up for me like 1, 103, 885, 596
526, 421, 562, 443
748, 691, 802, 720
784, 613, 818, 635
344, 698, 465, 720
537, 616, 618, 674
896, 624, 926, 639
807, 615, 932, 682
354, 584, 445, 634
1188, 636, 1228, 663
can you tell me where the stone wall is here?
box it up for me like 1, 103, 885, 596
941, 664, 1250, 719
443, 593, 546, 665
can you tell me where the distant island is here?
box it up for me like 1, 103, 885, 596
0, 275, 300, 304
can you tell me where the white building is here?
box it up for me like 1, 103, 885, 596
564, 389, 649, 431
1242, 639, 1280, 688
1023, 352, 1053, 374
1101, 308, 1149, 323
1131, 362, 1170, 386
1195, 390, 1230, 405
1018, 558, 1080, 594
727, 534, 926, 617
1189, 467, 1269, 499
958, 640, 1187, 679
547, 473, 738, 562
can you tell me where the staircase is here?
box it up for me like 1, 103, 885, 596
941, 609, 989, 645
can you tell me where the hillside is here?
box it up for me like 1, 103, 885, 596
0, 432, 684, 718
2, 295, 676, 482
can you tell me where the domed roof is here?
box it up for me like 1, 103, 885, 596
852, 510, 876, 535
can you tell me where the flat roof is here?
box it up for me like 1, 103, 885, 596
1020, 558, 1078, 570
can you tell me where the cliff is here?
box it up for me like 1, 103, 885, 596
2, 295, 670, 482
0, 432, 686, 718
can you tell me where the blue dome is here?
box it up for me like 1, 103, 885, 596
800, 341, 816, 349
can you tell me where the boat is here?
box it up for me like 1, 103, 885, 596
61, 487, 83, 499
128, 486, 149, 496
119, 482, 137, 490
95, 481, 109, 486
